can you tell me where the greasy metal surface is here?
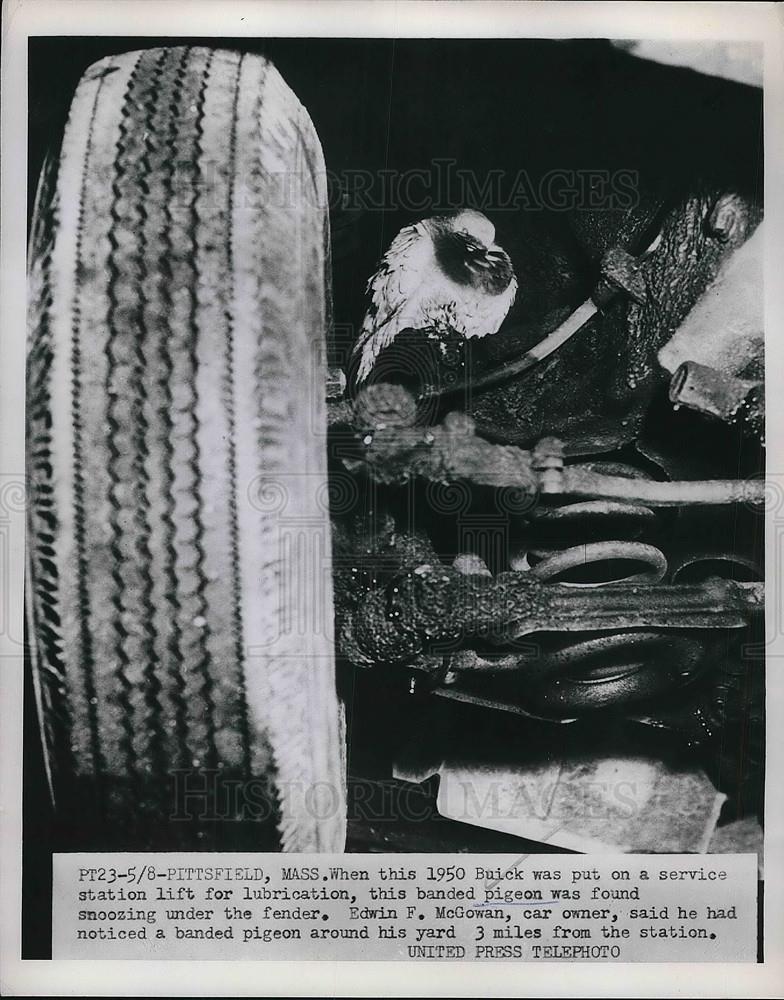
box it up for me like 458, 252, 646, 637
313, 40, 764, 813
658, 223, 764, 439
669, 361, 759, 421
340, 565, 762, 667
465, 191, 762, 453
339, 388, 766, 506
668, 361, 764, 440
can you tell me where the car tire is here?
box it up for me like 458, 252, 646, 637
26, 45, 346, 852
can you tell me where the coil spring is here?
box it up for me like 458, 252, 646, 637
505, 461, 710, 716
511, 461, 667, 585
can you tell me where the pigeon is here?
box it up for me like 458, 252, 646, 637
352, 209, 518, 385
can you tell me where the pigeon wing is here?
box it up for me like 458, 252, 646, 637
352, 224, 435, 383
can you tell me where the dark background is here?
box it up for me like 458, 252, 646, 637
28, 36, 763, 362
25, 37, 764, 960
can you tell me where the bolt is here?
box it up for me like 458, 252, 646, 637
532, 436, 565, 471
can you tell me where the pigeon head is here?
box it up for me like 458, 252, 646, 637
427, 210, 514, 294
449, 208, 498, 247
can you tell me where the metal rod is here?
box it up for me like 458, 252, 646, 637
423, 298, 598, 400
553, 468, 764, 507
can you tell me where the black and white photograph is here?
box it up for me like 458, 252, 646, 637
2, 1, 783, 995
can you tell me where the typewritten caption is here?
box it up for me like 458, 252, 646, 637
53, 853, 757, 961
